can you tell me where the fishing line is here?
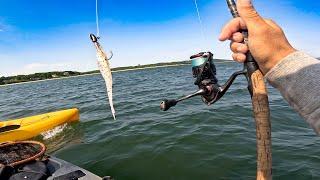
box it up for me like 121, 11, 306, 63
193, 0, 206, 43
95, 0, 100, 37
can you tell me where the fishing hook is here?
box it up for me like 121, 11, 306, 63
107, 51, 113, 60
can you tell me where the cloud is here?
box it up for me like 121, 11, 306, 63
24, 63, 68, 70
0, 19, 16, 33
0, 24, 4, 32
0, 21, 6, 32
14, 62, 75, 75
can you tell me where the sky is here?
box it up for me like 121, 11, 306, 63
0, 0, 319, 76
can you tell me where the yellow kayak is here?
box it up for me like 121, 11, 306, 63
0, 108, 79, 142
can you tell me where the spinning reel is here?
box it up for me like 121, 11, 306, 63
160, 52, 249, 111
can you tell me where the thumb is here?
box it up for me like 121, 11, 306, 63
237, 0, 266, 27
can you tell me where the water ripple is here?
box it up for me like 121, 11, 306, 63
0, 63, 319, 179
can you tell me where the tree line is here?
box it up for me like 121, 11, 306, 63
0, 60, 193, 85
0, 71, 81, 85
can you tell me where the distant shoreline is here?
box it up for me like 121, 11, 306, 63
0, 63, 187, 87
0, 60, 232, 87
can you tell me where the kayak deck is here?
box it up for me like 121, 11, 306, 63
47, 156, 104, 180
0, 155, 106, 180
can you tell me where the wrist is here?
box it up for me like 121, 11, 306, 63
260, 47, 296, 74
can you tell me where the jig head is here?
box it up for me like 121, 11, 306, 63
160, 51, 246, 111
90, 34, 114, 60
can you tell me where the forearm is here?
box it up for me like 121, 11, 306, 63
265, 51, 320, 134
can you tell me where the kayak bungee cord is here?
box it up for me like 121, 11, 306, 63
90, 0, 116, 120
160, 0, 272, 179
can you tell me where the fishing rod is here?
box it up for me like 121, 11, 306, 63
160, 1, 272, 179
226, 1, 272, 179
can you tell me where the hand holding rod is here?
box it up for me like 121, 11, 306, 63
226, 1, 272, 180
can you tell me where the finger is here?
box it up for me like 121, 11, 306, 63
230, 32, 244, 42
230, 42, 248, 53
219, 17, 247, 41
237, 0, 267, 29
232, 53, 247, 63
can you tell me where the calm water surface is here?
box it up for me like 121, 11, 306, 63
0, 61, 319, 179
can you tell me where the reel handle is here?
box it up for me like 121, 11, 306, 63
160, 99, 178, 111
160, 89, 206, 111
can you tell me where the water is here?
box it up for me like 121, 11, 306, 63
0, 62, 319, 179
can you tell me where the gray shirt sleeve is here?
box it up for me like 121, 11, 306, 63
265, 51, 320, 134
